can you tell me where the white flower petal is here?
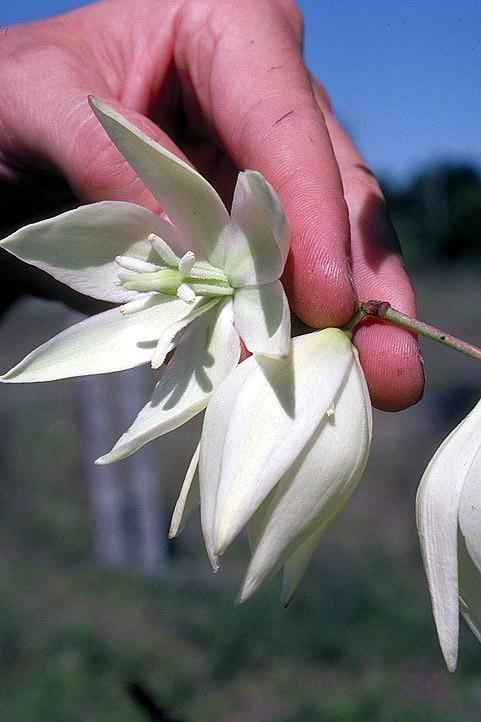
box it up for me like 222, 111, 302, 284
89, 98, 230, 264
239, 354, 371, 602
223, 171, 289, 287
281, 526, 327, 607
416, 400, 481, 673
458, 406, 481, 572
0, 201, 178, 303
233, 281, 290, 357
200, 356, 257, 570
97, 300, 240, 464
1, 296, 195, 381
150, 298, 219, 369
169, 443, 201, 538
203, 329, 354, 558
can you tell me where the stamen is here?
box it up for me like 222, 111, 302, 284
120, 294, 157, 315
149, 233, 180, 267
177, 283, 196, 304
117, 271, 137, 283
115, 255, 161, 273
151, 335, 173, 369
178, 251, 196, 275
326, 406, 335, 418
188, 262, 229, 282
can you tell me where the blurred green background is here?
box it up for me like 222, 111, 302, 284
0, 164, 480, 721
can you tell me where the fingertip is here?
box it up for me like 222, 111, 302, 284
283, 234, 355, 329
354, 319, 425, 411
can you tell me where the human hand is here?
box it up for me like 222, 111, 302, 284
0, 0, 424, 410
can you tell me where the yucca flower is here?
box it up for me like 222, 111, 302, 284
171, 328, 372, 603
1, 98, 290, 463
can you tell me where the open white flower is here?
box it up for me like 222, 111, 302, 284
1, 98, 290, 463
170, 328, 372, 603
416, 398, 481, 672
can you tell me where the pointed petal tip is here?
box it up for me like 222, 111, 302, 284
445, 653, 458, 674
1, 367, 32, 383
205, 544, 220, 573
280, 587, 293, 608
235, 585, 253, 606
441, 643, 458, 673
237, 568, 263, 605
234, 589, 246, 606
88, 95, 104, 113
94, 454, 110, 466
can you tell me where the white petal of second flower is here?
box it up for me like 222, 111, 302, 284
281, 525, 326, 606
97, 300, 240, 464
200, 355, 258, 570
239, 355, 371, 602
0, 201, 180, 303
205, 329, 354, 557
1, 296, 194, 381
169, 442, 201, 539
233, 281, 290, 357
223, 171, 289, 287
458, 404, 481, 573
416, 400, 481, 672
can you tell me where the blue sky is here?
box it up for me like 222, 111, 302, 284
2, 0, 481, 184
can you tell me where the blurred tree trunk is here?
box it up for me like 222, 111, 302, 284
75, 365, 168, 572
117, 367, 168, 573
75, 373, 127, 567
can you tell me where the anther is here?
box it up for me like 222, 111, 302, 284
178, 251, 196, 275
177, 283, 196, 304
149, 233, 180, 267
115, 255, 161, 273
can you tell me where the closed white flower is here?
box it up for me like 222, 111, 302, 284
172, 328, 372, 603
417, 399, 481, 671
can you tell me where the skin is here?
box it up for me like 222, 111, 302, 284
0, 0, 424, 410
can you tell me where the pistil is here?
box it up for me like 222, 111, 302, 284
115, 239, 233, 305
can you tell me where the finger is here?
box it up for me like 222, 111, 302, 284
175, 0, 356, 327
311, 79, 424, 410
0, 7, 186, 211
